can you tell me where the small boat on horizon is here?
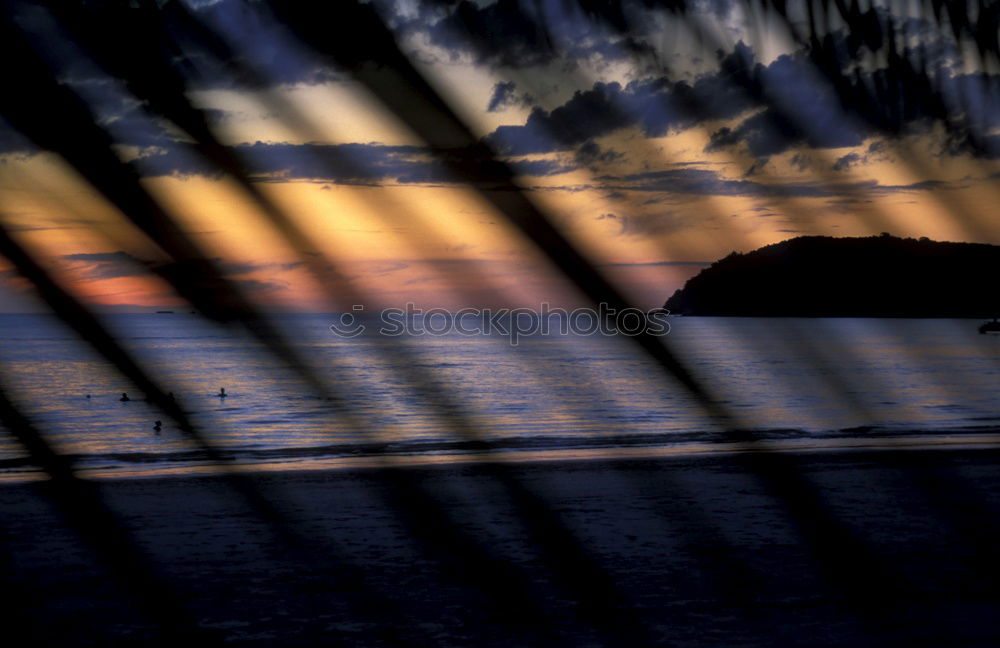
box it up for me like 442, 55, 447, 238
979, 318, 1000, 334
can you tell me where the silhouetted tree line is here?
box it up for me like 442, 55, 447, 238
665, 234, 1000, 317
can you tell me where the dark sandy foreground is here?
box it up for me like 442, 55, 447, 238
3, 447, 1000, 647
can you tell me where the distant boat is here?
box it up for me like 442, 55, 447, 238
155, 310, 175, 314
979, 318, 1000, 334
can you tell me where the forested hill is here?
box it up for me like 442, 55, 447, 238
664, 234, 1000, 317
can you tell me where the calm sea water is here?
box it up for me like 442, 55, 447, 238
1, 313, 999, 478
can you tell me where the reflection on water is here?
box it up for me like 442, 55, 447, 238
1, 313, 999, 477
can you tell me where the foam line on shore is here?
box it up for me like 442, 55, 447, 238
2, 432, 999, 484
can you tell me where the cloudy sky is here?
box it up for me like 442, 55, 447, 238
0, 0, 997, 311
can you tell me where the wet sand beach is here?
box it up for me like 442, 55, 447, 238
3, 446, 1000, 647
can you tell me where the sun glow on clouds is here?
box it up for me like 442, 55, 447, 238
189, 81, 422, 147
1, 1, 999, 312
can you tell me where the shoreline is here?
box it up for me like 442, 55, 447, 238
4, 443, 1000, 646
2, 430, 1000, 484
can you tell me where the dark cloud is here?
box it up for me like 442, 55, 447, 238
483, 43, 759, 155
487, 84, 621, 155
744, 158, 769, 176
486, 81, 533, 112
597, 167, 831, 198
421, 0, 560, 68
62, 251, 152, 280
832, 152, 863, 172
0, 2, 348, 160
867, 140, 888, 155
0, 117, 37, 155
832, 140, 893, 171
482, 34, 1000, 162
510, 157, 578, 177
230, 277, 288, 295
12, 1, 343, 94
399, 0, 727, 70
188, 1, 345, 89
62, 251, 303, 283
408, 0, 659, 69
626, 212, 684, 236
5, 0, 998, 195
0, 72, 179, 155
216, 259, 304, 276
595, 210, 686, 237
0, 69, 234, 156
133, 141, 577, 184
594, 166, 958, 199
703, 51, 869, 158
576, 140, 624, 166
487, 81, 518, 112
705, 35, 1000, 160
747, 207, 781, 219
595, 211, 627, 234
789, 153, 812, 171
690, 0, 738, 19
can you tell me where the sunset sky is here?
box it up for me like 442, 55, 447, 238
1, 0, 998, 312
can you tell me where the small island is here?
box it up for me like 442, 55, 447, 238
664, 234, 1000, 317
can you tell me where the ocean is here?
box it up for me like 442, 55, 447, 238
1, 313, 999, 479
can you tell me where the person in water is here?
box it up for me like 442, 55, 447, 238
120, 392, 130, 402
218, 387, 227, 398
153, 420, 162, 433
